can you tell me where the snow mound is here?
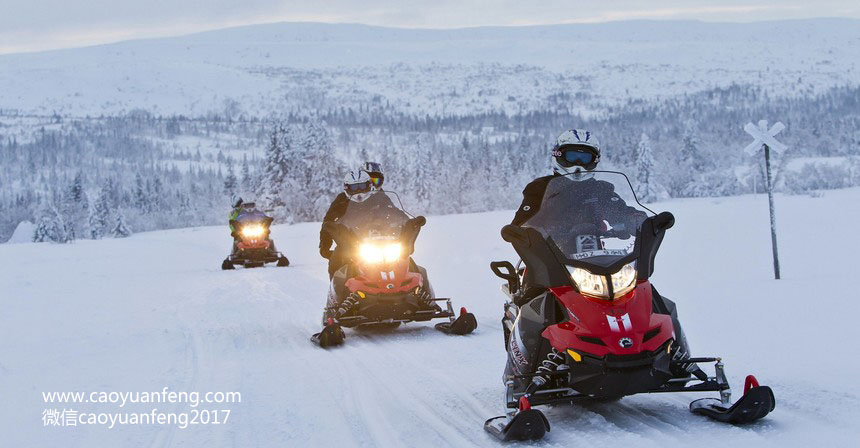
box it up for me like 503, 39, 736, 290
5, 220, 34, 244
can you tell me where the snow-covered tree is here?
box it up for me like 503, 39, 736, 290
33, 201, 72, 243
240, 154, 253, 194
88, 181, 113, 239
133, 173, 149, 212
111, 212, 132, 238
635, 133, 667, 203
223, 159, 238, 197
300, 119, 346, 220
259, 124, 292, 214
61, 172, 89, 239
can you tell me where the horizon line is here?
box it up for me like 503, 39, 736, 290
1, 16, 856, 57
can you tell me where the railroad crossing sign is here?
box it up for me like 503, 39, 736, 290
744, 120, 786, 155
743, 119, 787, 280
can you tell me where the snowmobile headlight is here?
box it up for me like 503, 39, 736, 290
610, 261, 638, 298
567, 261, 637, 300
359, 242, 402, 264
568, 266, 608, 299
241, 225, 265, 238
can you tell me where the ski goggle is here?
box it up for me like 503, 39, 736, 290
345, 181, 372, 195
362, 162, 383, 186
555, 147, 596, 168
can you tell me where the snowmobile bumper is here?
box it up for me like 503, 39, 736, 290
226, 249, 288, 268
327, 295, 456, 327
506, 352, 731, 408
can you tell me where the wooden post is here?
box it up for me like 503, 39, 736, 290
763, 144, 780, 279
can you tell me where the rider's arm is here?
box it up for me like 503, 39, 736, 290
320, 193, 348, 256
512, 176, 553, 225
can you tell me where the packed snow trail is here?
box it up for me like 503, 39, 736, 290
2, 190, 860, 447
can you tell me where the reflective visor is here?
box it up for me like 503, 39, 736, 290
345, 180, 372, 194
557, 148, 595, 168
369, 175, 383, 186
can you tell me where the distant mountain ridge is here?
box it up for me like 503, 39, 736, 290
0, 19, 857, 117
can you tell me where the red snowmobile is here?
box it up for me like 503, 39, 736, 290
222, 203, 289, 270
484, 171, 775, 441
312, 191, 476, 347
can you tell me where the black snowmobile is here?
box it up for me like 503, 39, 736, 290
311, 191, 477, 347
222, 203, 289, 270
484, 171, 775, 441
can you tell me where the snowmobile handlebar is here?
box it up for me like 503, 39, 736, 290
322, 215, 427, 255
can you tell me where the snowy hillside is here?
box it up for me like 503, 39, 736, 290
2, 189, 859, 446
1, 19, 858, 116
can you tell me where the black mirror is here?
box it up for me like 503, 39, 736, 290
490, 261, 519, 294
654, 211, 675, 232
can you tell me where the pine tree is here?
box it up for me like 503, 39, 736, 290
682, 120, 706, 171
61, 172, 89, 239
223, 159, 238, 196
133, 173, 149, 212
635, 133, 667, 203
240, 154, 252, 194
111, 211, 132, 238
88, 183, 112, 239
300, 120, 345, 220
32, 201, 72, 243
260, 124, 290, 213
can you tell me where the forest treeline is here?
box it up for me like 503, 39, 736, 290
1, 83, 858, 242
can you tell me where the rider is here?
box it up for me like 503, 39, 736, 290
512, 130, 695, 375
512, 129, 646, 299
320, 169, 377, 277
513, 129, 644, 236
229, 197, 245, 240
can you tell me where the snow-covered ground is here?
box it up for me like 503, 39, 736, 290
2, 189, 859, 446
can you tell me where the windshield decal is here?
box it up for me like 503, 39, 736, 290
571, 249, 628, 260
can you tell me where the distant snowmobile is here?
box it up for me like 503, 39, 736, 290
222, 202, 289, 270
484, 171, 775, 441
312, 191, 476, 347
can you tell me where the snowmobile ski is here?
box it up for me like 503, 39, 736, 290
484, 398, 550, 442
690, 375, 775, 424
435, 307, 477, 335
277, 256, 290, 267
311, 319, 345, 348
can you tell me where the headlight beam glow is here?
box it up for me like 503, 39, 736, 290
359, 241, 403, 264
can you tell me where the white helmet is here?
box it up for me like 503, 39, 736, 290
343, 170, 373, 202
551, 129, 601, 175
360, 161, 384, 190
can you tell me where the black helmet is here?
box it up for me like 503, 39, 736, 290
360, 161, 384, 189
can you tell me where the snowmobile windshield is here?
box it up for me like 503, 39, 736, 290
234, 209, 270, 224
522, 171, 653, 269
337, 191, 411, 239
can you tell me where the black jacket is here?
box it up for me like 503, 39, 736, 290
319, 192, 349, 255
512, 174, 556, 225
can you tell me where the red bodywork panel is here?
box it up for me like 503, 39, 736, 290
345, 257, 423, 295
542, 281, 675, 357
237, 239, 271, 250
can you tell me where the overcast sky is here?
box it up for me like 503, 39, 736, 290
2, 0, 858, 54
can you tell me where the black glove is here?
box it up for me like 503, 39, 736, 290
320, 245, 332, 259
